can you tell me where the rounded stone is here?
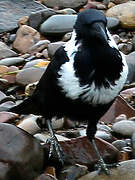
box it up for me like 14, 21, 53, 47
106, 1, 135, 29
40, 15, 77, 35
0, 123, 44, 180
112, 120, 135, 137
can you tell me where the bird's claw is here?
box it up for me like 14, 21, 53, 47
95, 161, 119, 175
47, 136, 64, 165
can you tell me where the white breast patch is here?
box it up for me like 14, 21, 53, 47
57, 30, 128, 106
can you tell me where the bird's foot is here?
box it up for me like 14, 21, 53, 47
95, 160, 119, 175
47, 135, 64, 165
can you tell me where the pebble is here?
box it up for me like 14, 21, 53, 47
40, 15, 77, 35
17, 114, 41, 135
47, 41, 66, 58
112, 140, 127, 151
126, 51, 135, 84
0, 123, 44, 179
27, 40, 50, 54
118, 42, 133, 55
34, 133, 69, 143
16, 67, 46, 85
13, 25, 40, 53
78, 160, 135, 180
106, 1, 135, 29
0, 111, 19, 123
59, 164, 88, 180
112, 120, 135, 137
28, 8, 57, 30
23, 59, 46, 69
0, 42, 17, 60
107, 17, 120, 30
42, 0, 87, 10
0, 57, 24, 66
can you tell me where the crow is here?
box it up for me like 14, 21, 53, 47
9, 9, 128, 174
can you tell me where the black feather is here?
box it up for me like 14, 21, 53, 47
9, 9, 128, 142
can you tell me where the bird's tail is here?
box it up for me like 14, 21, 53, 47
9, 97, 40, 115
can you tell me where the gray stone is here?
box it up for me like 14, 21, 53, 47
0, 57, 24, 66
112, 120, 135, 137
112, 140, 127, 151
40, 14, 77, 35
48, 41, 66, 58
16, 67, 46, 85
23, 59, 45, 69
0, 0, 46, 33
126, 51, 135, 84
28, 8, 57, 29
0, 42, 18, 60
107, 17, 120, 30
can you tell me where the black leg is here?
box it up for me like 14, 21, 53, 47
92, 139, 110, 175
46, 119, 64, 165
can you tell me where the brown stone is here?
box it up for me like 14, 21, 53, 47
0, 123, 44, 180
43, 137, 119, 168
78, 160, 135, 180
106, 1, 135, 29
13, 25, 40, 53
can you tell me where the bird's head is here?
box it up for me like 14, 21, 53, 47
74, 9, 108, 44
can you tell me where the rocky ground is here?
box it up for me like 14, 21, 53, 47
1, 0, 135, 179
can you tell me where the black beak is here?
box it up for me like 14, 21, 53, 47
90, 22, 108, 42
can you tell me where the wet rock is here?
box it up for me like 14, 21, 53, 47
0, 0, 46, 33
62, 32, 72, 42
34, 133, 69, 143
112, 120, 135, 137
51, 118, 65, 130
42, 0, 87, 10
17, 114, 41, 135
16, 67, 46, 85
0, 57, 24, 66
118, 43, 133, 55
131, 132, 135, 158
112, 34, 121, 44
78, 160, 135, 180
0, 101, 16, 112
2, 66, 19, 84
28, 9, 57, 30
43, 137, 119, 168
0, 111, 18, 123
95, 130, 113, 143
59, 164, 88, 180
112, 140, 127, 151
13, 25, 40, 53
106, 1, 135, 29
23, 59, 46, 69
47, 41, 66, 58
40, 15, 77, 35
0, 123, 44, 180
18, 16, 29, 27
27, 40, 50, 54
114, 114, 127, 123
0, 42, 17, 60
100, 96, 135, 123
107, 17, 120, 30
126, 51, 135, 84
25, 81, 38, 96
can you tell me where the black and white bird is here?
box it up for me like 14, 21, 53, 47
9, 9, 128, 174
